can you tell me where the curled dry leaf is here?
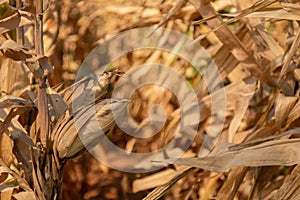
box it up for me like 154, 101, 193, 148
0, 94, 31, 109
0, 94, 35, 174
0, 41, 53, 80
0, 40, 34, 61
0, 117, 34, 175
37, 56, 54, 78
0, 10, 33, 34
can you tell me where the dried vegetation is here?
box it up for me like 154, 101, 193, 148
1, 0, 300, 199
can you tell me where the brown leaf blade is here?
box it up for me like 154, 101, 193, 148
0, 10, 33, 34
0, 40, 34, 61
157, 137, 300, 172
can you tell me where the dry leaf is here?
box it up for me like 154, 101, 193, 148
271, 164, 300, 200
133, 165, 190, 193
227, 79, 257, 142
0, 57, 31, 96
0, 10, 33, 34
158, 135, 300, 172
153, 0, 188, 32
0, 133, 13, 167
13, 191, 37, 200
191, 0, 279, 88
0, 160, 32, 191
0, 40, 34, 61
275, 94, 297, 125
246, 2, 300, 20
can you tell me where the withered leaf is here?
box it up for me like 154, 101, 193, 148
0, 40, 34, 61
158, 137, 300, 172
0, 10, 33, 34
0, 159, 32, 191
275, 94, 298, 125
13, 191, 37, 200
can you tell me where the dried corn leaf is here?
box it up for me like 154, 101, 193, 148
0, 40, 34, 61
0, 107, 34, 148
275, 94, 297, 125
279, 24, 300, 79
158, 136, 300, 172
0, 187, 15, 200
193, 0, 278, 39
0, 160, 32, 191
214, 25, 253, 80
0, 95, 34, 171
271, 164, 300, 200
0, 46, 48, 81
255, 27, 283, 69
228, 78, 257, 142
133, 165, 190, 193
0, 94, 31, 109
37, 56, 53, 77
30, 157, 46, 200
286, 100, 300, 126
153, 0, 188, 32
246, 1, 300, 20
191, 0, 278, 88
250, 166, 279, 200
0, 57, 31, 96
0, 172, 17, 200
13, 191, 36, 200
0, 10, 33, 34
143, 167, 194, 200
0, 112, 33, 171
196, 78, 256, 146
0, 133, 13, 167
216, 167, 248, 200
230, 128, 300, 151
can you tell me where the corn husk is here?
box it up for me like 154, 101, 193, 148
51, 98, 129, 159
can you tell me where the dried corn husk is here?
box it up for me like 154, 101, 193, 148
58, 71, 116, 110
51, 98, 129, 160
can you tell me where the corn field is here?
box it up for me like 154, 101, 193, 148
1, 0, 300, 199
